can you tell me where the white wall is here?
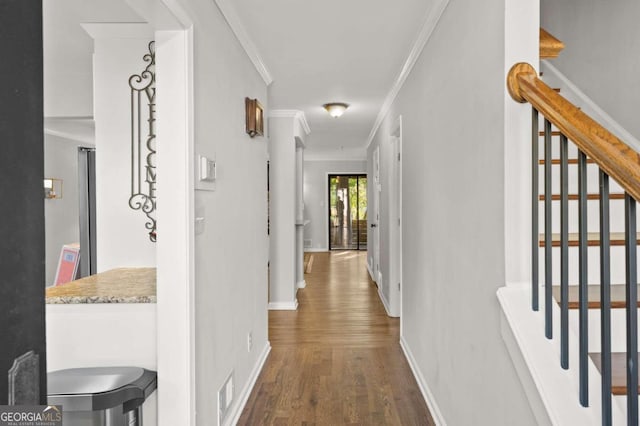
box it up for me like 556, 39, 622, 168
541, 0, 640, 141
44, 135, 82, 286
88, 26, 157, 271
303, 160, 366, 251
166, 1, 270, 423
367, 0, 536, 423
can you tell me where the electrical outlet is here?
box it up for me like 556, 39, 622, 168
247, 332, 252, 352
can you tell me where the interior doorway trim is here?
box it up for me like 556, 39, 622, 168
388, 115, 402, 319
136, 0, 197, 423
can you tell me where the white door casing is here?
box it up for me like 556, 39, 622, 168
388, 116, 402, 318
372, 147, 381, 284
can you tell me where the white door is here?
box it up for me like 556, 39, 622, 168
372, 147, 381, 283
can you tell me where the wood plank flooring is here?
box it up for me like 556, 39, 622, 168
238, 251, 434, 425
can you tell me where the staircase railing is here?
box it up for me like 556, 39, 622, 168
507, 62, 640, 426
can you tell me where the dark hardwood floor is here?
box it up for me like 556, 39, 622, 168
238, 251, 434, 425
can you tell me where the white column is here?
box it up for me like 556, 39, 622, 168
295, 146, 306, 289
268, 111, 310, 309
82, 23, 156, 272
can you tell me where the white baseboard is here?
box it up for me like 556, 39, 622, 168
367, 262, 376, 283
400, 336, 447, 426
268, 300, 298, 310
377, 286, 392, 317
304, 248, 328, 253
297, 280, 306, 289
225, 341, 271, 426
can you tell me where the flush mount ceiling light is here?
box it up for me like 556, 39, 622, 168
323, 102, 349, 118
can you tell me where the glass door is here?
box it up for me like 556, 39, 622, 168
328, 174, 367, 250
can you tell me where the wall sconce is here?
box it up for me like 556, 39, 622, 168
323, 102, 349, 118
245, 97, 264, 137
44, 178, 63, 199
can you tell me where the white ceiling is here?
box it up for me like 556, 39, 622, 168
230, 0, 434, 157
44, 0, 434, 156
43, 0, 142, 118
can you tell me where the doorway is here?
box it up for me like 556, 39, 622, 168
78, 147, 97, 278
328, 174, 367, 250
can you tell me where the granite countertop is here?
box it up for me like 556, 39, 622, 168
46, 267, 156, 304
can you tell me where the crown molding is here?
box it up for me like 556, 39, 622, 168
269, 110, 311, 135
214, 0, 273, 86
365, 0, 450, 148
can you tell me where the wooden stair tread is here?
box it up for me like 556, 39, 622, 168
539, 232, 640, 247
552, 284, 640, 309
538, 193, 626, 201
539, 131, 563, 136
540, 28, 565, 59
538, 158, 596, 165
590, 352, 640, 395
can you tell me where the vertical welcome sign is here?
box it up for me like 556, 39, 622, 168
128, 41, 157, 242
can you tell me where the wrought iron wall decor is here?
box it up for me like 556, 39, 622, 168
128, 41, 157, 242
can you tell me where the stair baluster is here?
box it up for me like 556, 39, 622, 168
599, 170, 612, 426
532, 108, 539, 312
578, 150, 589, 407
624, 194, 638, 424
544, 118, 553, 339
560, 134, 569, 369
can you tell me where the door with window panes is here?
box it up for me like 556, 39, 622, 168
328, 174, 367, 250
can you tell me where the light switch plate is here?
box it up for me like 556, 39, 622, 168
200, 156, 216, 181
195, 154, 216, 191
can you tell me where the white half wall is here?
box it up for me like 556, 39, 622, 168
303, 160, 366, 251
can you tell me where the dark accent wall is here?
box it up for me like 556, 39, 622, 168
0, 0, 47, 404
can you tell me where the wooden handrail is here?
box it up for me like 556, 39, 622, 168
540, 29, 565, 59
507, 62, 640, 202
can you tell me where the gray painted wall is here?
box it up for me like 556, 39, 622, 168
367, 0, 535, 423
303, 160, 367, 251
44, 135, 82, 286
541, 0, 640, 140
178, 0, 270, 423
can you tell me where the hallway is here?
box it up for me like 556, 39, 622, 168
239, 251, 434, 425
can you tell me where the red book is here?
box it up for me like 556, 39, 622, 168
53, 244, 80, 286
